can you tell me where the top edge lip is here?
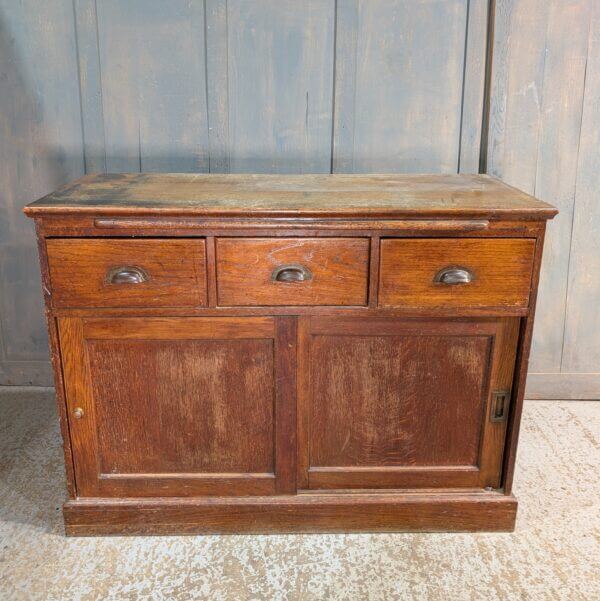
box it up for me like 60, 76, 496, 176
23, 205, 559, 220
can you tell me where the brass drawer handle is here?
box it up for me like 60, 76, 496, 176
106, 266, 149, 285
434, 266, 474, 285
271, 264, 312, 283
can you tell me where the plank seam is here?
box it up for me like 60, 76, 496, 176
559, 7, 593, 373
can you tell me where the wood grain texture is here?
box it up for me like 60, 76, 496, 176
87, 338, 274, 474
29, 173, 554, 532
299, 317, 518, 490
331, 0, 359, 173
93, 0, 209, 173
379, 238, 535, 308
73, 0, 106, 174
57, 316, 298, 497
561, 1, 600, 375
0, 0, 83, 384
63, 492, 518, 535
6, 0, 594, 396
216, 237, 369, 306
458, 0, 489, 173
349, 0, 469, 173
309, 333, 489, 467
34, 226, 77, 496
528, 0, 591, 373
487, 0, 550, 191
487, 0, 598, 395
226, 0, 334, 173
205, 0, 230, 174
25, 173, 557, 219
46, 239, 207, 308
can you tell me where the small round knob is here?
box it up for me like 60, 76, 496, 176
73, 407, 84, 420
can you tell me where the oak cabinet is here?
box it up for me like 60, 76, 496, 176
25, 173, 557, 535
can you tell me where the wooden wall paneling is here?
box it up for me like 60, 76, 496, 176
528, 0, 591, 374
225, 0, 335, 173
347, 0, 470, 173
205, 0, 231, 173
561, 3, 600, 386
458, 0, 489, 173
331, 0, 359, 173
73, 0, 106, 173
93, 0, 209, 173
487, 0, 550, 191
0, 0, 84, 385
488, 0, 599, 397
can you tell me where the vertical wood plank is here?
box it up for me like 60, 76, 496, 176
0, 0, 83, 384
458, 0, 489, 173
226, 0, 335, 173
562, 2, 600, 374
331, 0, 359, 173
529, 0, 591, 373
274, 317, 297, 494
73, 0, 106, 173
487, 0, 550, 190
95, 0, 209, 173
205, 0, 231, 173
350, 0, 468, 173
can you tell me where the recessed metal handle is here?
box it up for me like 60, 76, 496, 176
434, 266, 474, 285
271, 264, 312, 283
106, 266, 149, 285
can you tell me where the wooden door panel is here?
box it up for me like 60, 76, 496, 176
309, 334, 489, 467
59, 316, 296, 497
298, 317, 519, 490
87, 339, 274, 474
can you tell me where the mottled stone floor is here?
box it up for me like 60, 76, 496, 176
0, 387, 598, 600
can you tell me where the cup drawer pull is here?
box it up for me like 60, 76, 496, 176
106, 266, 149, 285
434, 266, 474, 285
271, 264, 312, 283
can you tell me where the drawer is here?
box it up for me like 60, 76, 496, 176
46, 239, 207, 308
216, 238, 369, 306
379, 238, 535, 308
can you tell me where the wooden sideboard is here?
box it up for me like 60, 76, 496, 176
25, 173, 557, 535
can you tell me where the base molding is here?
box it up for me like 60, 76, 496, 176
64, 491, 517, 535
526, 373, 600, 400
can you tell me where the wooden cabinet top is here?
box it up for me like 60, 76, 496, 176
25, 173, 557, 220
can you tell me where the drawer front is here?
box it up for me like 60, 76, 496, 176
47, 239, 207, 308
379, 238, 535, 308
216, 238, 369, 306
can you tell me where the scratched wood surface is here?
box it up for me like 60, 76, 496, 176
1, 0, 598, 396
25, 173, 554, 217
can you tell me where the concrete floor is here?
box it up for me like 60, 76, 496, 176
0, 388, 598, 601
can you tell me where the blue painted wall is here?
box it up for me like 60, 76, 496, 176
0, 0, 597, 397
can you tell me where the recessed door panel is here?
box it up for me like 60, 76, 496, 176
59, 316, 296, 497
298, 317, 519, 490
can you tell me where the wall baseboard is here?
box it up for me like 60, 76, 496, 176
0, 361, 53, 387
526, 373, 600, 400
